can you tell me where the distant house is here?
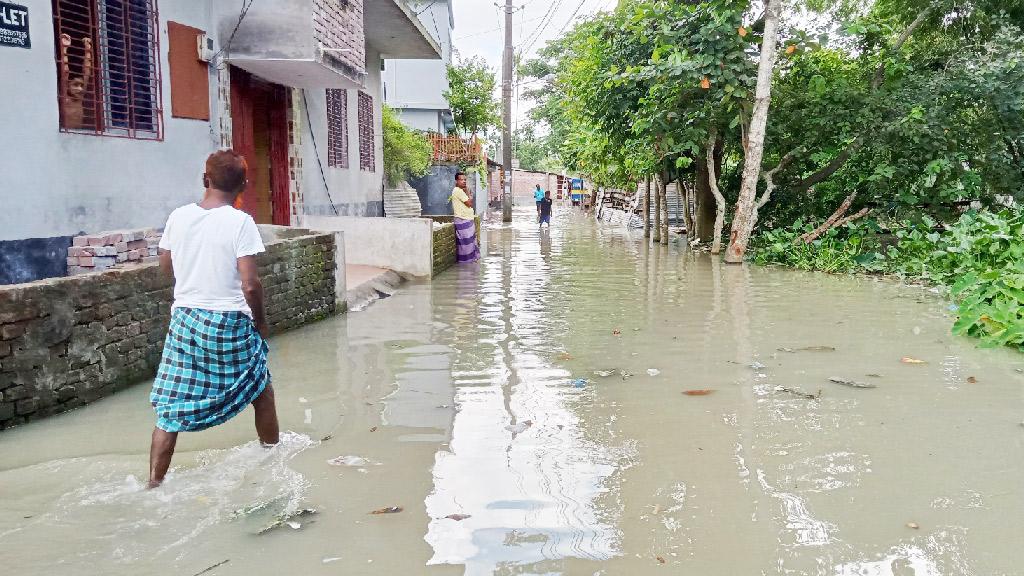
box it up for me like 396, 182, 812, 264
0, 0, 440, 284
383, 0, 454, 133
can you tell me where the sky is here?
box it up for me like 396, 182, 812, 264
447, 0, 620, 126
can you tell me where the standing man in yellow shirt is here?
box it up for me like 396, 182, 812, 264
450, 171, 480, 263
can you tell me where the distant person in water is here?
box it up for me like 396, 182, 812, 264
148, 150, 279, 488
450, 171, 480, 263
539, 190, 553, 228
534, 184, 545, 221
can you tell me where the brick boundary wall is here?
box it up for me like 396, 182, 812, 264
0, 231, 336, 430
431, 222, 456, 275
428, 216, 480, 276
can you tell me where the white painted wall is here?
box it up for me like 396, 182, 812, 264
299, 45, 386, 217
304, 215, 433, 277
393, 107, 444, 133
383, 0, 452, 131
0, 0, 222, 241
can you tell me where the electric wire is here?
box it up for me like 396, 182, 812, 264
301, 90, 340, 216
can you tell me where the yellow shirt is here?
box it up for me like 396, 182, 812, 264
451, 187, 475, 220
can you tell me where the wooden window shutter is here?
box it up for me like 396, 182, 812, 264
167, 21, 209, 120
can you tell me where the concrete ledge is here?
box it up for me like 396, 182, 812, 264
345, 265, 405, 312
304, 215, 433, 277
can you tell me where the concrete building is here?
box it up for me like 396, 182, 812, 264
0, 0, 440, 284
382, 0, 454, 133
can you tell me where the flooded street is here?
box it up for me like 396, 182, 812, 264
2, 206, 1024, 575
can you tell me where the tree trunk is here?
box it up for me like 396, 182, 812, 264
660, 176, 670, 245
799, 191, 862, 243
693, 151, 718, 243
724, 0, 782, 263
706, 131, 727, 255
682, 180, 695, 240
653, 173, 662, 244
643, 176, 651, 238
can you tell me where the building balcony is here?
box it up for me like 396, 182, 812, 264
217, 0, 439, 90
429, 134, 485, 164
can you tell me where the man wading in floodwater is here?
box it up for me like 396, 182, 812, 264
534, 184, 545, 222
450, 171, 480, 263
148, 150, 279, 488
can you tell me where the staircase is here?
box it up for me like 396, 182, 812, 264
384, 183, 423, 218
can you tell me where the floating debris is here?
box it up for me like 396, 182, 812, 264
369, 507, 403, 515
612, 329, 622, 336
866, 373, 882, 378
369, 426, 378, 433
444, 514, 472, 521
774, 386, 821, 400
327, 455, 373, 467
191, 559, 230, 576
320, 434, 333, 442
505, 420, 533, 434
647, 369, 661, 376
656, 556, 666, 564
901, 357, 927, 364
593, 369, 616, 377
778, 346, 836, 353
258, 508, 318, 534
967, 376, 978, 384
558, 352, 574, 361
620, 370, 635, 381
683, 389, 715, 396
572, 378, 588, 388
906, 522, 920, 529
828, 377, 877, 389
749, 362, 767, 371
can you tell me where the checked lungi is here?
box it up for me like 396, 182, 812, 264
151, 307, 270, 433
454, 217, 480, 263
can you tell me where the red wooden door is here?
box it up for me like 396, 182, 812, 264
230, 67, 290, 225
230, 67, 257, 216
268, 86, 291, 226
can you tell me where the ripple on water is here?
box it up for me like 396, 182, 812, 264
32, 432, 315, 565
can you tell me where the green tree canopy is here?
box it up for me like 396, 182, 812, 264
445, 56, 501, 138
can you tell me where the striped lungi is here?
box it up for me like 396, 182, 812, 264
151, 307, 270, 433
454, 217, 480, 263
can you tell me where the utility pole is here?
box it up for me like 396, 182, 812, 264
500, 0, 514, 222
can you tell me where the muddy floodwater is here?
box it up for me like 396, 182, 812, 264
2, 207, 1024, 575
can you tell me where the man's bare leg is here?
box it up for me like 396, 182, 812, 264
252, 385, 280, 446
148, 428, 178, 488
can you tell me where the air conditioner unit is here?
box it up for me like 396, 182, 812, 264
196, 33, 214, 62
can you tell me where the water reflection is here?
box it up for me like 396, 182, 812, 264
424, 214, 622, 572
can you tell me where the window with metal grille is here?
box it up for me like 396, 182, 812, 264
326, 88, 348, 168
52, 0, 162, 139
357, 91, 375, 172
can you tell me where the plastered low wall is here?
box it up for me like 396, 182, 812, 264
0, 228, 339, 430
303, 215, 433, 277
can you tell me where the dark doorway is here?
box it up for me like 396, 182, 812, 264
230, 67, 290, 225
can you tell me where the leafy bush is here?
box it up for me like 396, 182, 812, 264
382, 106, 432, 187
751, 220, 864, 273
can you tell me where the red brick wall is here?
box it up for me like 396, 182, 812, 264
511, 170, 556, 198
314, 0, 365, 77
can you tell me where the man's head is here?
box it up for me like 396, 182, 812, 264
455, 171, 467, 189
535, 184, 541, 190
545, 190, 551, 198
204, 150, 249, 195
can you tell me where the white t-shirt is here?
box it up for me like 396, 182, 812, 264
158, 204, 265, 316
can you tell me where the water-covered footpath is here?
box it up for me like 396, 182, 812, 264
2, 207, 1023, 575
